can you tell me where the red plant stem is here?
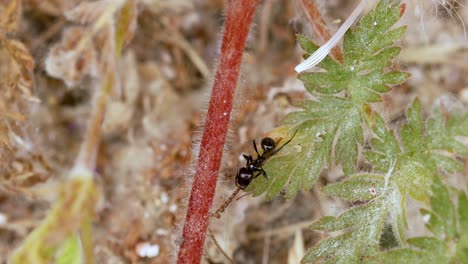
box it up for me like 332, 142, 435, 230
299, 0, 344, 63
177, 0, 260, 263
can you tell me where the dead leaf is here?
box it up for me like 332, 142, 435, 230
45, 27, 98, 87
0, 0, 21, 33
3, 38, 35, 71
65, 0, 122, 25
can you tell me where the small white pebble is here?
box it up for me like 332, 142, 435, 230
160, 192, 169, 204
373, 21, 377, 26
423, 214, 431, 223
169, 204, 177, 213
136, 242, 160, 258
0, 212, 7, 225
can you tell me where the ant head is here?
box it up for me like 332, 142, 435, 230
261, 137, 276, 152
235, 167, 253, 189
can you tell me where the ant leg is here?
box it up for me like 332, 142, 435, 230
260, 168, 269, 180
243, 154, 254, 166
252, 168, 269, 180
211, 187, 241, 219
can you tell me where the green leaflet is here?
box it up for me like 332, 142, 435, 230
248, 0, 409, 200
249, 121, 329, 199
366, 99, 466, 200
56, 235, 83, 264
303, 200, 389, 263
303, 72, 467, 263
366, 237, 451, 264
244, 0, 467, 263
323, 174, 385, 202
368, 180, 468, 263
428, 106, 468, 155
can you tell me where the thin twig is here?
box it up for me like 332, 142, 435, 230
74, 73, 113, 171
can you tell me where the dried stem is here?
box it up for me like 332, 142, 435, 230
298, 0, 344, 63
176, 0, 260, 263
74, 74, 113, 172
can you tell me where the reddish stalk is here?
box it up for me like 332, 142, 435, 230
177, 0, 260, 263
299, 0, 344, 63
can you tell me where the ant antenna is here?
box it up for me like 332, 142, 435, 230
269, 129, 298, 156
209, 130, 298, 262
252, 139, 260, 156
236, 191, 252, 201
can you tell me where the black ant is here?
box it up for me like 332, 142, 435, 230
209, 131, 297, 263
211, 131, 297, 219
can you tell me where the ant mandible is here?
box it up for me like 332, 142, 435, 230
212, 130, 297, 219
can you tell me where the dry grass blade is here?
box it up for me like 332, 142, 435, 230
45, 27, 98, 87
2, 38, 35, 72
65, 0, 118, 25
0, 0, 21, 33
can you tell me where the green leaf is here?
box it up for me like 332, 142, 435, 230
366, 248, 427, 264
396, 161, 432, 200
401, 99, 425, 154
56, 235, 83, 264
428, 108, 468, 155
458, 191, 468, 235
364, 114, 401, 172
303, 201, 388, 263
335, 105, 363, 175
430, 154, 463, 174
382, 71, 410, 85
456, 234, 468, 263
248, 125, 328, 199
302, 233, 362, 264
367, 237, 450, 264
253, 0, 410, 201
311, 203, 381, 231
249, 96, 363, 199
323, 174, 385, 201
428, 178, 456, 239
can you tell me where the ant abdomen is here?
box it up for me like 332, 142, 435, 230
211, 131, 298, 262
235, 167, 253, 189
261, 137, 276, 152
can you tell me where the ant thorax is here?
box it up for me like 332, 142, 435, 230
210, 131, 298, 262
